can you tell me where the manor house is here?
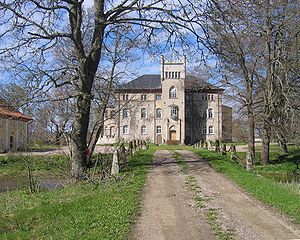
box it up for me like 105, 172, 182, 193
98, 56, 232, 145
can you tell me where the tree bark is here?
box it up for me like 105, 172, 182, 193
261, 122, 271, 165
277, 131, 288, 153
247, 105, 255, 168
71, 92, 92, 178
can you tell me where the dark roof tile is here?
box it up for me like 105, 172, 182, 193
119, 74, 223, 92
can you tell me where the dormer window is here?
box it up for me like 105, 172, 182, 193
169, 86, 177, 98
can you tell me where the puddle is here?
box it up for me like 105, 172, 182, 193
259, 172, 300, 183
0, 175, 69, 193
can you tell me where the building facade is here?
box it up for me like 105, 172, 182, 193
98, 56, 232, 145
0, 98, 32, 152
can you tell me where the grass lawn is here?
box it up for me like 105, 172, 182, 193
0, 146, 155, 240
192, 148, 300, 224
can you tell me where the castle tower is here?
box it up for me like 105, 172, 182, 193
161, 56, 186, 144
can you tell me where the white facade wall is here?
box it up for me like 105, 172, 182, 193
97, 57, 231, 145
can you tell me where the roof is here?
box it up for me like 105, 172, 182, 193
118, 74, 223, 92
0, 99, 32, 122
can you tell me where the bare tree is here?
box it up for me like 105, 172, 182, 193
0, 0, 200, 179
201, 0, 260, 168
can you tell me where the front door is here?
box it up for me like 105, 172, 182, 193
156, 134, 162, 144
170, 130, 176, 140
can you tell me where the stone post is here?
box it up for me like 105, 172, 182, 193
221, 144, 226, 156
215, 140, 220, 152
129, 141, 133, 156
246, 152, 253, 171
230, 144, 237, 160
111, 150, 119, 175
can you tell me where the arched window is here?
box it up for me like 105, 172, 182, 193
123, 125, 129, 134
156, 108, 162, 118
141, 108, 147, 118
123, 108, 129, 118
178, 72, 181, 78
141, 125, 147, 135
208, 126, 214, 134
156, 125, 162, 134
169, 86, 177, 98
110, 126, 115, 137
208, 108, 213, 118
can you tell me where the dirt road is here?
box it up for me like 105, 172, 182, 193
132, 150, 300, 240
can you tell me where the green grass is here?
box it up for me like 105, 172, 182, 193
0, 155, 70, 176
0, 147, 155, 240
193, 149, 300, 224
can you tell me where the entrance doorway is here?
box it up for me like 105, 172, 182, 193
170, 130, 176, 140
156, 134, 162, 144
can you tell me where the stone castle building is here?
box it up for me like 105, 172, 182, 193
0, 98, 32, 152
98, 56, 232, 145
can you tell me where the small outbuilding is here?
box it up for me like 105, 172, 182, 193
0, 98, 32, 153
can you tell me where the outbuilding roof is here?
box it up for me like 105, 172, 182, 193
0, 98, 32, 122
118, 74, 223, 92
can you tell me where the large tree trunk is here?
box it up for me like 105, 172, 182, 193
247, 105, 255, 169
277, 131, 288, 153
71, 92, 92, 179
261, 122, 271, 165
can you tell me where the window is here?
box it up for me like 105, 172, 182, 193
202, 126, 207, 134
208, 126, 214, 134
169, 86, 177, 98
171, 106, 179, 118
123, 125, 129, 135
156, 94, 161, 100
141, 125, 147, 135
208, 108, 213, 118
178, 72, 181, 78
156, 108, 162, 118
168, 72, 171, 78
186, 94, 192, 100
186, 109, 191, 118
175, 72, 178, 78
141, 94, 147, 101
123, 108, 129, 118
110, 110, 115, 119
210, 94, 214, 100
172, 71, 174, 78
165, 71, 168, 78
156, 125, 162, 134
202, 111, 207, 119
141, 108, 147, 118
186, 125, 190, 135
123, 94, 129, 101
109, 126, 115, 137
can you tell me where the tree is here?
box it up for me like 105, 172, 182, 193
0, 0, 199, 178
201, 0, 260, 168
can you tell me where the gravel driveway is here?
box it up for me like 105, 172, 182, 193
131, 150, 300, 240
